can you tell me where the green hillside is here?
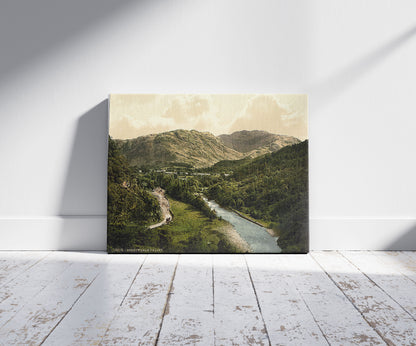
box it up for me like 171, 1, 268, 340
107, 137, 161, 252
116, 129, 243, 169
204, 140, 309, 253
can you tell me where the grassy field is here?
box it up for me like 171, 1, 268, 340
156, 197, 243, 253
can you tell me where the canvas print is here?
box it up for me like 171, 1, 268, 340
108, 94, 308, 254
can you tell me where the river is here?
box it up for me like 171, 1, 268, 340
205, 199, 281, 253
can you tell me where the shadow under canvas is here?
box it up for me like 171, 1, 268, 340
58, 100, 108, 251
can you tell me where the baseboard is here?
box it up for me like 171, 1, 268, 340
310, 218, 416, 250
0, 217, 415, 251
0, 216, 107, 251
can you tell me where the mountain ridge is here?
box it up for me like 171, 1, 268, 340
115, 129, 300, 169
218, 130, 300, 157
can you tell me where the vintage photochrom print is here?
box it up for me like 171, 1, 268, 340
108, 94, 308, 254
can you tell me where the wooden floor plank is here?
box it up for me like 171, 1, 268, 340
0, 251, 50, 288
213, 254, 269, 346
100, 254, 178, 345
278, 254, 384, 345
245, 255, 327, 345
42, 254, 146, 345
403, 251, 416, 263
0, 252, 41, 276
0, 251, 72, 328
312, 251, 416, 345
0, 252, 108, 345
342, 251, 416, 320
0, 251, 414, 345
157, 255, 214, 345
372, 251, 416, 282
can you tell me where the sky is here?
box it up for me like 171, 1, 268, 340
109, 94, 308, 140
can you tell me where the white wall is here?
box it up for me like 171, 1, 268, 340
1, 0, 415, 250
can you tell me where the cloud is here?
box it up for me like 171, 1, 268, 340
230, 95, 307, 139
109, 94, 307, 139
109, 115, 138, 139
162, 95, 210, 123
230, 95, 288, 132
109, 114, 174, 139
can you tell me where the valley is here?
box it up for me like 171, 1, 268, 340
107, 129, 308, 254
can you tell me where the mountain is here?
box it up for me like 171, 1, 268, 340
116, 129, 301, 169
116, 129, 244, 169
218, 130, 300, 157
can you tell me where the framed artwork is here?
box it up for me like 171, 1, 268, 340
108, 94, 308, 254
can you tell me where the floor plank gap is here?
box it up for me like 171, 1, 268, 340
310, 252, 390, 345
0, 252, 51, 289
339, 251, 416, 322
243, 255, 272, 346
289, 259, 331, 346
97, 255, 149, 345
119, 255, 148, 308
213, 255, 269, 345
42, 255, 146, 345
154, 255, 180, 346
1, 251, 415, 345
313, 251, 416, 345
40, 270, 101, 345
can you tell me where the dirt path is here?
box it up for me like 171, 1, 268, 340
149, 188, 172, 229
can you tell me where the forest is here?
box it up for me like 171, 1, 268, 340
107, 137, 239, 253
107, 138, 161, 252
203, 141, 309, 253
108, 136, 308, 253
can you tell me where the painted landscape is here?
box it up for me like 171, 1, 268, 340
108, 94, 308, 253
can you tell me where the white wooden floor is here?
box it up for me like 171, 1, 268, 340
0, 252, 415, 345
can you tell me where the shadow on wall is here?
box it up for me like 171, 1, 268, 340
0, 0, 138, 81
307, 24, 416, 110
60, 100, 108, 216
57, 100, 108, 250
307, 23, 416, 251
386, 223, 416, 251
